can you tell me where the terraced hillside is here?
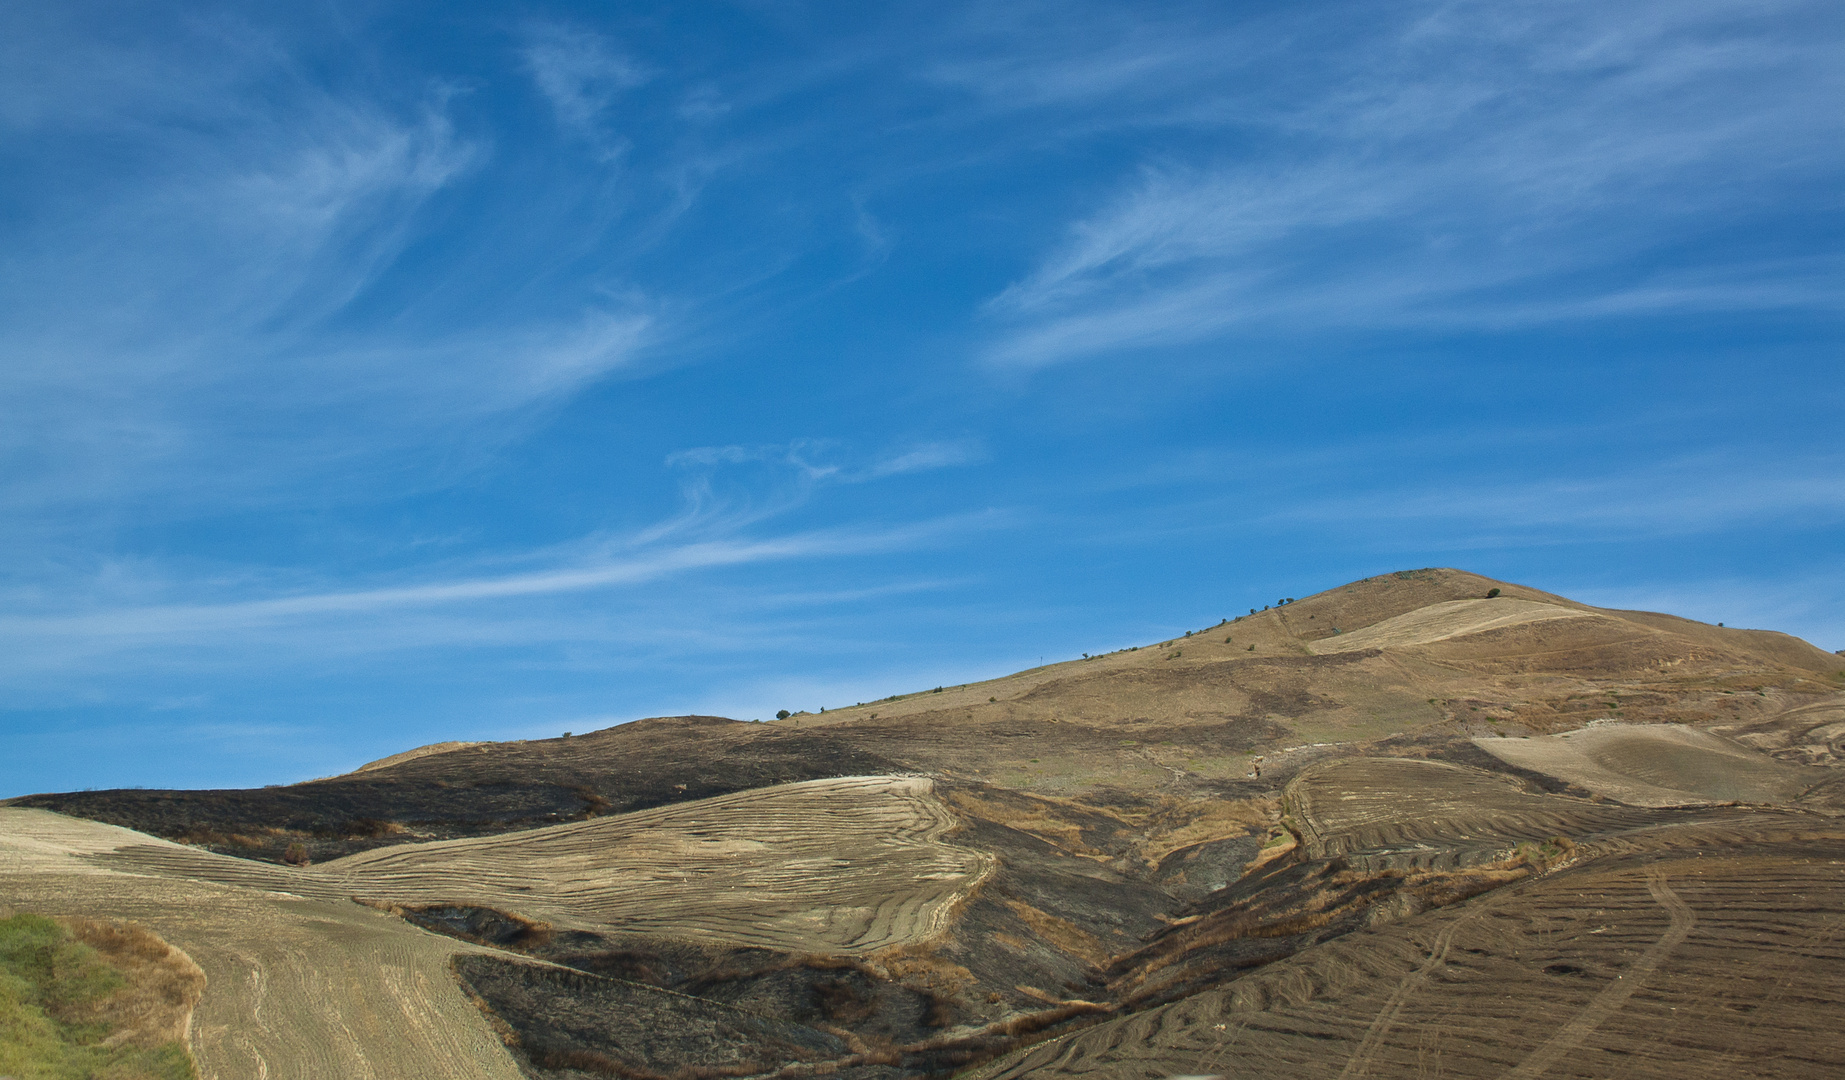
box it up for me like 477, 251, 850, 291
325, 775, 990, 954
974, 834, 1845, 1080
6, 568, 1844, 1080
0, 777, 992, 1077
1285, 757, 1674, 870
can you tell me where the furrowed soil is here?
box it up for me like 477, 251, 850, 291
0, 807, 527, 1080
971, 832, 1845, 1080
7, 567, 1845, 1080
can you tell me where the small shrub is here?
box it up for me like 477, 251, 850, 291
775, 709, 791, 720
1486, 587, 1501, 598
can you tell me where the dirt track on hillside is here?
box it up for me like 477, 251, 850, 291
87, 775, 990, 955
0, 807, 524, 1080
0, 776, 986, 1078
975, 838, 1845, 1080
1309, 597, 1597, 654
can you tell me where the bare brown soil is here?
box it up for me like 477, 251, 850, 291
1476, 723, 1838, 808
7, 567, 1844, 1080
972, 833, 1845, 1080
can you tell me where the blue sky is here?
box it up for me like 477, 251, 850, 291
2, 0, 1841, 795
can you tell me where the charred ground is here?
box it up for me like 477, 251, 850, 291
8, 568, 1845, 1080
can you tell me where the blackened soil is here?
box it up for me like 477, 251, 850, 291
453, 953, 847, 1079
10, 717, 900, 863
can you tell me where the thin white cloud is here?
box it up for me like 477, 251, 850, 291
979, 0, 1845, 368
867, 440, 984, 477
0, 24, 689, 532
0, 509, 1006, 677
1270, 460, 1845, 542
1565, 569, 1845, 653
521, 22, 652, 159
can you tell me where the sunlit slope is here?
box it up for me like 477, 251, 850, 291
1285, 757, 1671, 869
321, 775, 990, 953
15, 568, 1843, 861
1307, 597, 1597, 654
1476, 723, 1837, 808
975, 837, 1845, 1080
53, 776, 990, 956
0, 808, 525, 1080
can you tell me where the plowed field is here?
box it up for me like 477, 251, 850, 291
320, 774, 991, 953
976, 834, 1845, 1080
0, 807, 524, 1080
1284, 757, 1676, 870
0, 776, 987, 1078
80, 775, 986, 955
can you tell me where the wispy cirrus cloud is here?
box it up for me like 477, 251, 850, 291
0, 508, 1004, 691
0, 16, 683, 528
521, 22, 652, 160
1267, 456, 1845, 548
978, 0, 1845, 367
651, 439, 985, 537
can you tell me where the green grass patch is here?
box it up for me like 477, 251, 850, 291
0, 914, 196, 1080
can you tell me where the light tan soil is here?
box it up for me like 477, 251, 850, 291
0, 808, 526, 1080
0, 776, 991, 1080
319, 775, 992, 953
1474, 723, 1833, 808
1309, 597, 1597, 654
352, 741, 486, 773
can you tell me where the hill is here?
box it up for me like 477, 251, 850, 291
5, 567, 1844, 1079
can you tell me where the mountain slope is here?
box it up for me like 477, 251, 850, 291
7, 568, 1844, 1080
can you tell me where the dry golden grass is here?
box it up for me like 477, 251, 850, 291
56, 917, 205, 1049
998, 900, 1109, 966
1309, 598, 1597, 654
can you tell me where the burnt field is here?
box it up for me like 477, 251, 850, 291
978, 833, 1845, 1080
6, 568, 1845, 1080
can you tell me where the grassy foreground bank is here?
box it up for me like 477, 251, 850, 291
0, 913, 197, 1080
